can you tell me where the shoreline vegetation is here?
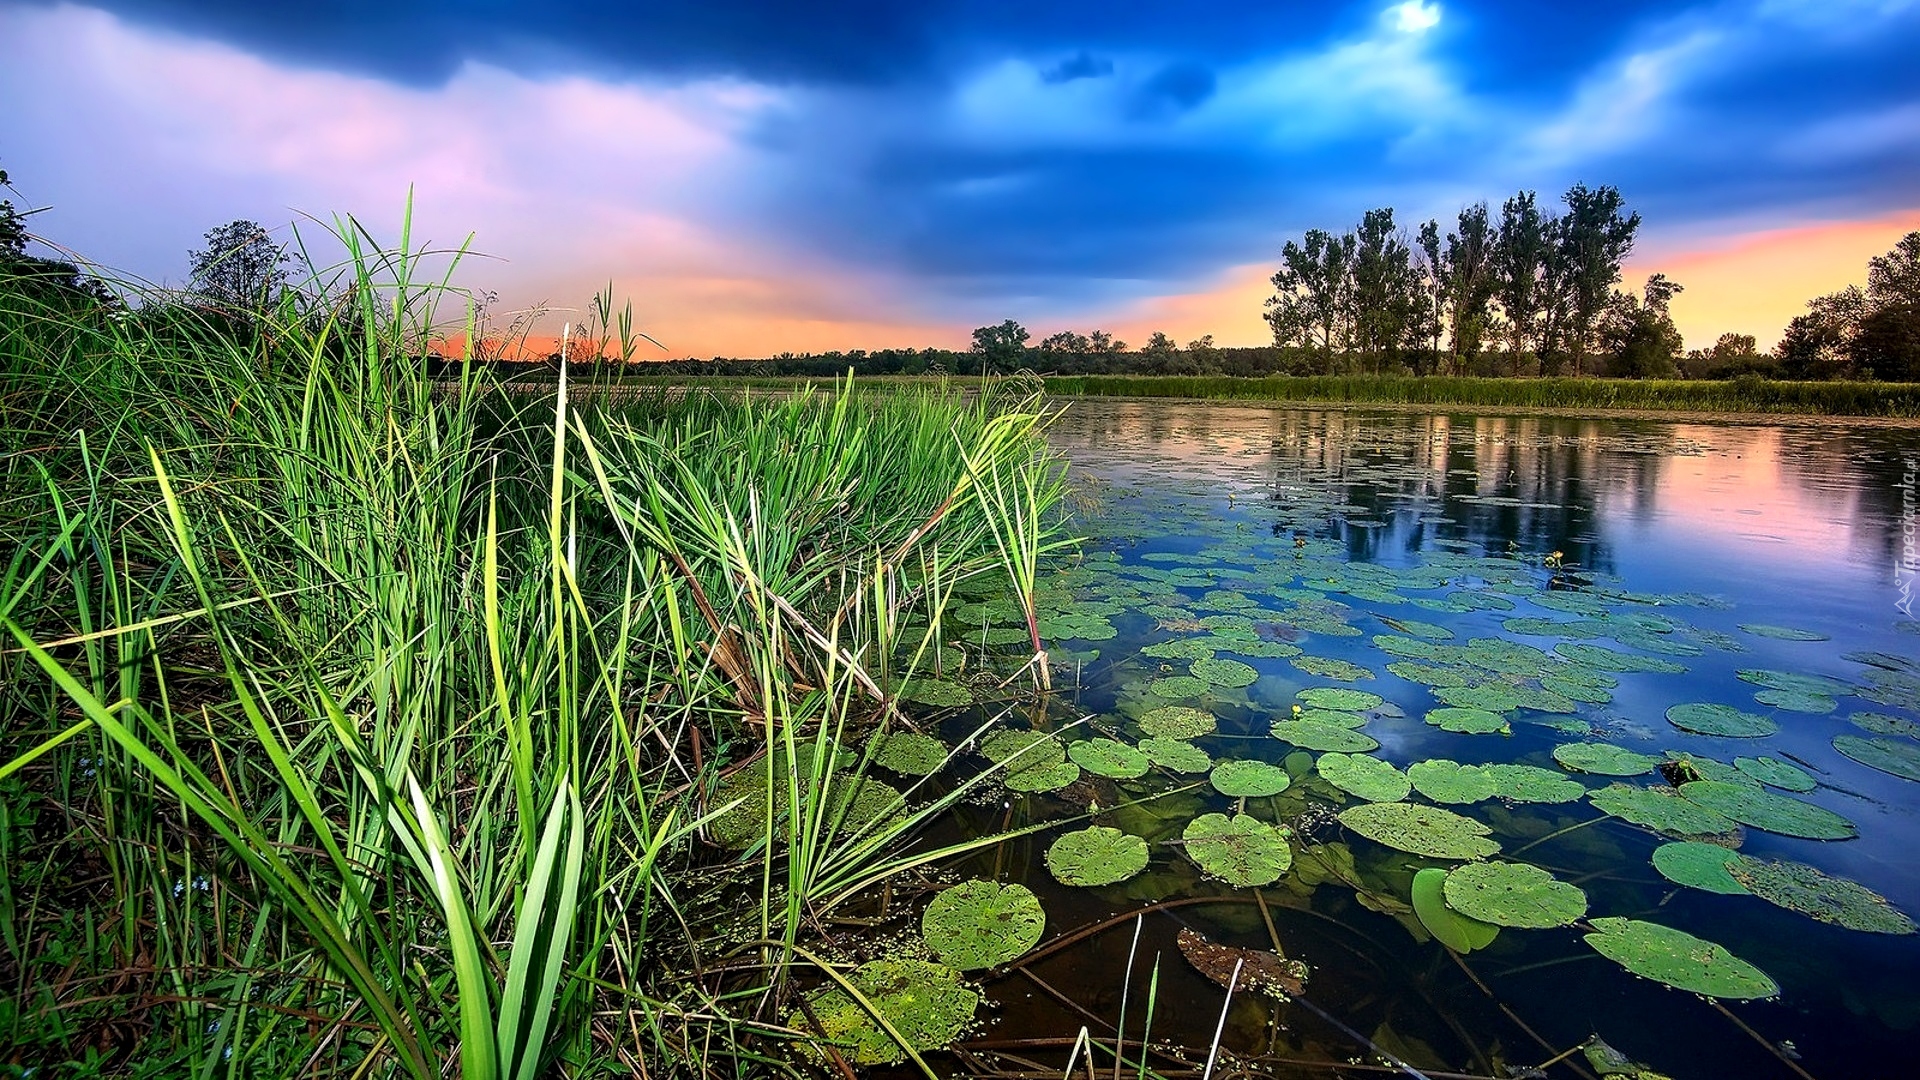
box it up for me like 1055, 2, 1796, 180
1, 217, 1075, 1077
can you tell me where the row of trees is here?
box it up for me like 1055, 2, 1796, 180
1774, 233, 1920, 381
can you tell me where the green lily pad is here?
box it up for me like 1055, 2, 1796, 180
1753, 688, 1837, 714
1848, 712, 1920, 738
1651, 841, 1751, 895
900, 678, 977, 708
1733, 756, 1817, 793
1210, 759, 1293, 797
1666, 703, 1778, 738
1431, 684, 1523, 712
1142, 638, 1219, 660
794, 960, 977, 1065
1555, 643, 1688, 674
1316, 752, 1411, 803
1443, 861, 1587, 928
1136, 705, 1217, 739
1678, 780, 1858, 840
1482, 763, 1587, 803
1728, 856, 1917, 935
1411, 867, 1500, 953
1138, 737, 1213, 773
1589, 784, 1738, 837
1553, 743, 1659, 777
1832, 734, 1920, 782
1338, 802, 1500, 860
1297, 688, 1385, 712
1068, 738, 1151, 779
1583, 918, 1778, 1000
1739, 624, 1829, 641
1408, 760, 1497, 804
1737, 669, 1852, 696
921, 881, 1046, 969
874, 732, 949, 776
1270, 720, 1380, 753
1182, 813, 1295, 887
1298, 708, 1370, 728
1191, 657, 1259, 688
1290, 655, 1375, 682
980, 729, 1065, 771
1425, 707, 1511, 735
1003, 761, 1081, 792
1046, 826, 1150, 887
1146, 675, 1211, 699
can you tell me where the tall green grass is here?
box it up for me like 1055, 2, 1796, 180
1041, 373, 1920, 417
0, 210, 1065, 1077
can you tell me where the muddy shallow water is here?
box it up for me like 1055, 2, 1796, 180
915, 400, 1920, 1080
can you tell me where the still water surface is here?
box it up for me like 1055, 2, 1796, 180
947, 400, 1920, 1080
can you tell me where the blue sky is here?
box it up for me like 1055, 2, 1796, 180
3, 0, 1917, 354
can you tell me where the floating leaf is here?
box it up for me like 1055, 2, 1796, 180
1728, 856, 1917, 935
1733, 756, 1817, 793
1176, 928, 1310, 1002
1191, 656, 1260, 688
1136, 705, 1217, 739
1753, 688, 1837, 714
1443, 861, 1587, 928
921, 881, 1046, 969
1142, 638, 1218, 660
1317, 752, 1411, 802
1339, 802, 1500, 860
1737, 669, 1852, 696
1146, 675, 1211, 699
1003, 761, 1081, 793
900, 678, 976, 708
1589, 784, 1737, 837
1739, 624, 1829, 642
980, 729, 1065, 771
1582, 918, 1777, 1000
1297, 687, 1385, 712
1555, 643, 1688, 674
1431, 685, 1522, 713
1666, 703, 1778, 738
1408, 760, 1496, 804
1411, 867, 1500, 953
1210, 759, 1293, 797
1299, 707, 1370, 728
1425, 707, 1511, 735
1651, 841, 1750, 895
874, 732, 949, 776
1848, 712, 1920, 738
1046, 826, 1150, 887
1291, 655, 1375, 682
1678, 780, 1857, 840
1832, 734, 1920, 782
1068, 738, 1151, 779
1183, 812, 1295, 886
1139, 737, 1213, 773
1482, 763, 1586, 804
793, 959, 979, 1065
1553, 743, 1659, 777
1270, 720, 1380, 753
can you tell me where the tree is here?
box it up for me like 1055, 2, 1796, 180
1868, 231, 1920, 309
1187, 334, 1224, 374
1777, 287, 1866, 380
1494, 191, 1550, 375
1038, 330, 1091, 355
1442, 203, 1501, 371
188, 220, 288, 311
1140, 331, 1179, 373
970, 319, 1030, 373
1088, 329, 1127, 353
1555, 183, 1641, 375
1602, 274, 1684, 378
1266, 227, 1354, 367
0, 168, 25, 264
1348, 207, 1420, 371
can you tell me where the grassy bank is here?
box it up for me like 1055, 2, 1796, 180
1, 223, 1065, 1077
1040, 373, 1920, 417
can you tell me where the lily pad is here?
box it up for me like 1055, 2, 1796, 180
921, 881, 1046, 969
1408, 760, 1497, 804
1411, 867, 1500, 953
1739, 624, 1829, 641
1146, 675, 1211, 699
1443, 861, 1587, 928
1651, 841, 1750, 895
1182, 813, 1295, 887
1553, 743, 1659, 777
899, 678, 976, 708
1191, 657, 1260, 688
1141, 638, 1219, 660
980, 729, 1065, 771
1753, 688, 1837, 714
1290, 655, 1375, 682
1737, 669, 1852, 697
1270, 719, 1380, 752
874, 732, 949, 776
1728, 856, 1917, 935
1431, 684, 1522, 713
1666, 703, 1778, 738
793, 958, 979, 1064
1425, 707, 1511, 735
1583, 918, 1777, 1000
1338, 802, 1500, 860
1482, 763, 1587, 804
1317, 752, 1412, 802
1832, 734, 1920, 782
1210, 759, 1293, 797
1733, 756, 1817, 793
1677, 780, 1857, 840
1848, 712, 1920, 738
1138, 737, 1213, 774
1555, 643, 1688, 675
1297, 687, 1385, 712
1136, 705, 1217, 739
1046, 826, 1150, 887
1589, 784, 1738, 837
1068, 738, 1151, 779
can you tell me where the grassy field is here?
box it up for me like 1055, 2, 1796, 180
0, 225, 1065, 1077
1038, 373, 1920, 417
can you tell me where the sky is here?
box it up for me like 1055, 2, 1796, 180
2, 0, 1918, 357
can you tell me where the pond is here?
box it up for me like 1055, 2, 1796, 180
910, 400, 1920, 1080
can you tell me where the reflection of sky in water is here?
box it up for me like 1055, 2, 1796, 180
1041, 399, 1920, 1075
